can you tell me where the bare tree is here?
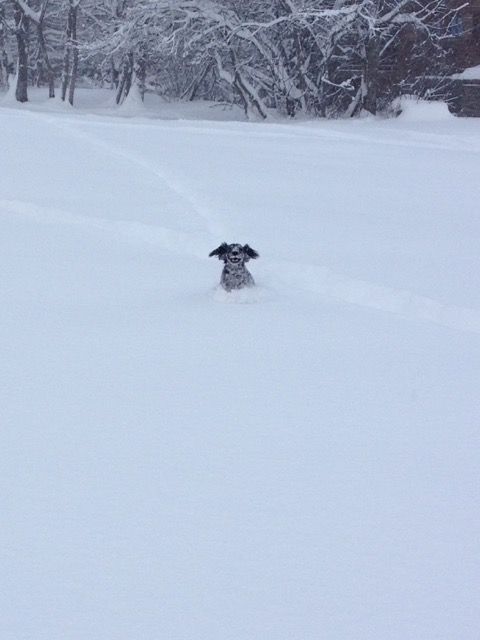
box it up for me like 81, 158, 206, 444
0, 0, 462, 115
35, 0, 55, 97
12, 0, 31, 101
0, 3, 11, 88
61, 0, 81, 104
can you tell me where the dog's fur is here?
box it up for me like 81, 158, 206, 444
209, 243, 259, 291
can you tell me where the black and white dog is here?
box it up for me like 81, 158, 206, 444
209, 243, 259, 291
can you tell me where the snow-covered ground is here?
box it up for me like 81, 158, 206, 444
1, 92, 479, 640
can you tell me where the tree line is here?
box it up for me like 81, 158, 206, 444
0, 0, 462, 117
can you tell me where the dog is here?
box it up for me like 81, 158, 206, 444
209, 243, 259, 291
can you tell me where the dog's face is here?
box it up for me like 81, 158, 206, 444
209, 243, 259, 264
225, 243, 247, 265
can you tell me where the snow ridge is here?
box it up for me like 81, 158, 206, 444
2, 198, 479, 334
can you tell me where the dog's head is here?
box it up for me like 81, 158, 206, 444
209, 243, 259, 265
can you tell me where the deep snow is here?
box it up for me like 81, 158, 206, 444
1, 92, 480, 640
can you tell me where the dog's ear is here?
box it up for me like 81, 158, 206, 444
209, 243, 229, 260
243, 245, 259, 260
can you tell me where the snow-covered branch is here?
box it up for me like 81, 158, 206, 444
0, 0, 460, 116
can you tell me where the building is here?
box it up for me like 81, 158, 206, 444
449, 0, 480, 116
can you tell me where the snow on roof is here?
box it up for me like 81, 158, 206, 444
453, 65, 480, 81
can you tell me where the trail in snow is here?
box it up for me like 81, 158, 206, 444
2, 197, 480, 334
13, 106, 479, 333
50, 101, 479, 311
269, 259, 480, 334
21, 108, 226, 239
0, 199, 213, 259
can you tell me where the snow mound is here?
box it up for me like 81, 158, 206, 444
212, 285, 269, 304
396, 96, 452, 121
1, 76, 19, 105
37, 95, 74, 112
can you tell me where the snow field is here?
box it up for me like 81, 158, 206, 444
1, 96, 480, 640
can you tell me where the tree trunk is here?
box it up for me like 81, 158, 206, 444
116, 51, 133, 104
134, 49, 146, 101
14, 4, 29, 102
61, 11, 72, 100
182, 60, 212, 102
0, 5, 10, 89
110, 57, 118, 90
67, 4, 78, 105
61, 2, 79, 104
233, 71, 267, 120
285, 97, 295, 117
37, 23, 55, 98
229, 50, 267, 120
363, 36, 379, 115
115, 70, 126, 104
